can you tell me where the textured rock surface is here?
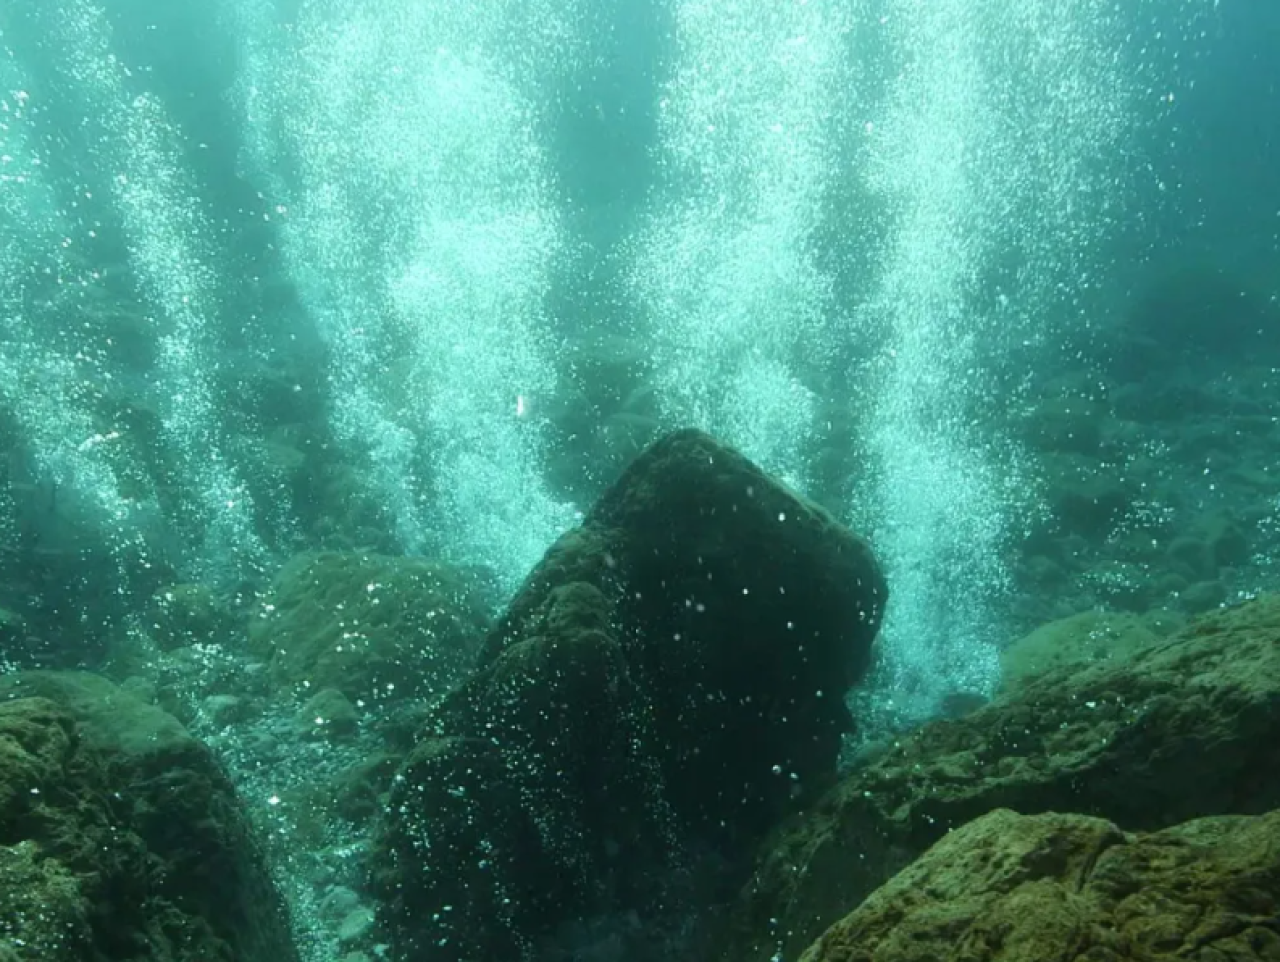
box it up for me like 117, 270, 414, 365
248, 551, 494, 710
0, 671, 297, 962
997, 608, 1167, 693
799, 807, 1280, 962
720, 593, 1280, 962
373, 428, 887, 961
145, 582, 241, 652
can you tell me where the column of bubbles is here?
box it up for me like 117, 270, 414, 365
845, 0, 1148, 739
630, 0, 856, 491
0, 29, 165, 622
24, 0, 269, 587
232, 0, 581, 591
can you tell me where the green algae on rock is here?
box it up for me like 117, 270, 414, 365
799, 807, 1280, 962
248, 551, 495, 710
998, 608, 1168, 693
718, 593, 1280, 962
372, 428, 888, 962
0, 672, 297, 962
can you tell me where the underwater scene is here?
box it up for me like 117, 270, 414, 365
1, 0, 1278, 959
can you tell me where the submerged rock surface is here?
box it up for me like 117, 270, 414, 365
0, 671, 297, 962
719, 593, 1280, 962
800, 807, 1280, 962
248, 551, 495, 711
372, 428, 888, 960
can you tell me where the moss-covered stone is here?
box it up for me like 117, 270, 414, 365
718, 593, 1280, 962
0, 672, 297, 962
799, 808, 1280, 962
145, 583, 241, 652
0, 840, 93, 958
248, 552, 494, 710
373, 735, 554, 961
998, 609, 1161, 693
373, 429, 888, 961
480, 429, 887, 840
296, 687, 360, 740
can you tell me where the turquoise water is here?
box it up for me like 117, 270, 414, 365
1, 0, 1276, 957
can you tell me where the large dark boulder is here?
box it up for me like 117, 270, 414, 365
0, 671, 297, 962
373, 428, 887, 960
718, 593, 1280, 962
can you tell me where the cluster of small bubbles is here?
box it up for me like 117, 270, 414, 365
0, 45, 166, 614
840, 0, 1160, 747
630, 0, 856, 487
228, 0, 582, 592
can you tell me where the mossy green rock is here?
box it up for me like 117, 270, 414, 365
998, 609, 1167, 693
0, 840, 92, 958
718, 594, 1280, 962
479, 428, 887, 839
249, 551, 493, 709
297, 687, 360, 739
375, 429, 888, 962
0, 672, 297, 962
799, 807, 1280, 962
145, 582, 240, 651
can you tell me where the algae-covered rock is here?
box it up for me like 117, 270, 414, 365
0, 671, 297, 962
145, 582, 241, 651
481, 428, 887, 840
373, 735, 553, 961
998, 609, 1162, 692
719, 593, 1280, 962
374, 429, 887, 961
799, 807, 1280, 962
248, 551, 494, 709
0, 840, 92, 958
297, 687, 360, 739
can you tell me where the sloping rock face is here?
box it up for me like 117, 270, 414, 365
800, 807, 1280, 962
248, 551, 495, 711
997, 609, 1167, 693
0, 672, 297, 962
372, 429, 887, 961
721, 594, 1280, 962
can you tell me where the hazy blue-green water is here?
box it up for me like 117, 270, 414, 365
1, 1, 1276, 957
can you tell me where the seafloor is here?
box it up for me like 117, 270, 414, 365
2, 418, 1279, 962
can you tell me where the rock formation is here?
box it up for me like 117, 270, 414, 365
0, 671, 297, 962
800, 807, 1280, 962
718, 594, 1280, 962
371, 428, 888, 960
